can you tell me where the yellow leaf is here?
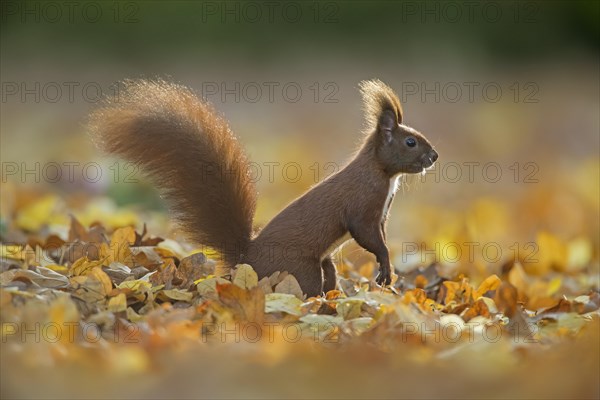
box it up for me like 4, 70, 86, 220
89, 267, 113, 296
264, 293, 303, 316
157, 239, 187, 259
15, 195, 61, 232
440, 279, 473, 305
232, 264, 258, 289
0, 245, 23, 261
194, 274, 215, 286
45, 264, 68, 273
126, 307, 143, 323
102, 227, 136, 266
193, 245, 222, 261
108, 293, 127, 312
528, 231, 567, 274
118, 278, 153, 292
336, 299, 364, 320
69, 257, 105, 276
76, 200, 139, 229
527, 280, 561, 310
508, 262, 528, 296
474, 274, 501, 299
105, 211, 139, 229
161, 289, 193, 302
547, 277, 562, 296
566, 237, 592, 272
441, 281, 460, 305
111, 226, 136, 246
154, 247, 177, 260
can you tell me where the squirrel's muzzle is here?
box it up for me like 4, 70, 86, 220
421, 149, 438, 168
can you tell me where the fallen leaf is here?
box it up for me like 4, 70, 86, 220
108, 293, 127, 312
178, 252, 210, 288
162, 289, 194, 302
69, 256, 106, 276
0, 267, 69, 288
217, 283, 265, 324
474, 274, 501, 299
275, 274, 304, 299
265, 293, 303, 316
233, 264, 258, 289
196, 277, 230, 299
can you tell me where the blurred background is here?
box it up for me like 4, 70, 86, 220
2, 0, 598, 270
1, 1, 599, 397
1, 0, 599, 282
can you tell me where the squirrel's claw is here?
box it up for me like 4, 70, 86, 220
376, 268, 392, 286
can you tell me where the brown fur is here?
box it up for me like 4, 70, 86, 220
89, 79, 438, 297
360, 79, 404, 129
88, 79, 256, 266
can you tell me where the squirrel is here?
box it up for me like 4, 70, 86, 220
89, 79, 438, 297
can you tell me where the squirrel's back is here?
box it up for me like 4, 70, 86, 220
88, 79, 257, 264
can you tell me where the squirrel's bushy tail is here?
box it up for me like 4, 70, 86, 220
88, 79, 256, 265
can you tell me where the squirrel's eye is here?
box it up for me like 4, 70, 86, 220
405, 137, 417, 147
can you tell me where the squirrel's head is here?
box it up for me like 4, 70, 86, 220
360, 79, 438, 176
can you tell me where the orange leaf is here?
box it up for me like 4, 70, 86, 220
474, 274, 501, 299
217, 283, 265, 324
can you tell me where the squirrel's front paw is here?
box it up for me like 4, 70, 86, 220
376, 265, 392, 286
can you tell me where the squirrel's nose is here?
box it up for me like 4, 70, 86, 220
429, 150, 438, 163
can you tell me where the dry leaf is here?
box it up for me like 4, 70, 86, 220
232, 264, 258, 289
265, 293, 303, 316
474, 274, 501, 299
217, 283, 265, 324
108, 293, 127, 312
178, 252, 211, 288
162, 289, 194, 302
1, 267, 69, 288
275, 274, 304, 299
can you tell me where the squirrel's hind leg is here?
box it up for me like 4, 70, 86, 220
290, 258, 326, 298
321, 257, 337, 293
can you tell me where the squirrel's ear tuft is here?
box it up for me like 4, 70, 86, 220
359, 79, 403, 132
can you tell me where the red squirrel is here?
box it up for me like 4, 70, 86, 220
89, 79, 438, 297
